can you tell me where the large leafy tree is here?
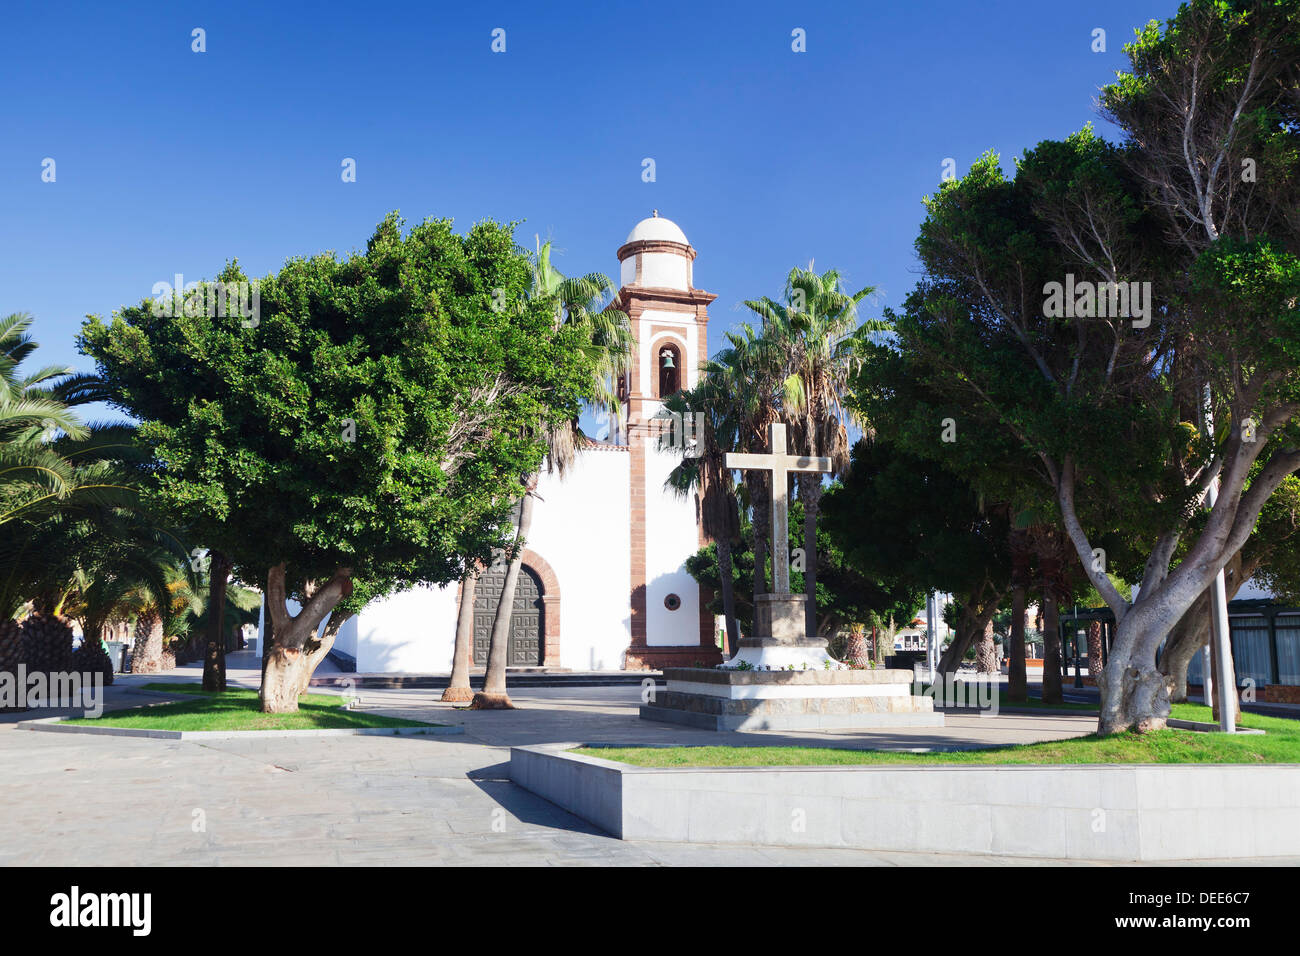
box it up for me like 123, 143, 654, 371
822, 438, 1011, 675
82, 214, 596, 712
899, 1, 1300, 733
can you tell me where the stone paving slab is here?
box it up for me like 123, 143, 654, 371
1, 680, 1294, 866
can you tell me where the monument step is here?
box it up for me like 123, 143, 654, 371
656, 690, 935, 718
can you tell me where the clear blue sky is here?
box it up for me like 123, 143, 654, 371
2, 0, 1179, 408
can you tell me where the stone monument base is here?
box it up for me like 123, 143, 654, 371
640, 667, 945, 732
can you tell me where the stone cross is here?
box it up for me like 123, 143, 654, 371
726, 422, 831, 595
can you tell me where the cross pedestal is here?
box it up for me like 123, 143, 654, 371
724, 594, 839, 670
639, 422, 944, 731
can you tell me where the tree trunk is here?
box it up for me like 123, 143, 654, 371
130, 610, 165, 674
443, 569, 478, 702
1085, 621, 1104, 683
1097, 555, 1254, 734
1161, 611, 1207, 703
1008, 577, 1028, 702
936, 587, 1001, 675
1160, 551, 1254, 707
845, 625, 869, 667
749, 473, 769, 598
1041, 585, 1064, 705
260, 563, 353, 713
297, 607, 352, 697
975, 618, 998, 673
473, 482, 537, 710
1097, 601, 1182, 735
716, 538, 740, 657
202, 551, 231, 692
800, 474, 820, 637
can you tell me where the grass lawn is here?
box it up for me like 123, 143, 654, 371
575, 703, 1300, 767
65, 683, 440, 732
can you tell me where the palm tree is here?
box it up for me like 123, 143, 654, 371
744, 267, 884, 636
442, 566, 479, 702
2, 316, 141, 538
472, 239, 632, 709
0, 312, 87, 520
662, 377, 742, 654
126, 563, 205, 674
706, 325, 784, 601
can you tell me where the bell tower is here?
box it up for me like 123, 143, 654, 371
613, 212, 721, 669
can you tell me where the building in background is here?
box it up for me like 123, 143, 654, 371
261, 214, 720, 673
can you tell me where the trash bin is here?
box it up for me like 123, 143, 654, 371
103, 641, 126, 673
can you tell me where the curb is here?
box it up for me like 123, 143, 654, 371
1167, 717, 1265, 735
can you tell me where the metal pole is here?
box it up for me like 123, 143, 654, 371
926, 592, 937, 681
1202, 387, 1237, 733
1206, 482, 1236, 733
1201, 640, 1214, 707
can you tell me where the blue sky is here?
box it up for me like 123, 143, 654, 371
2, 0, 1179, 409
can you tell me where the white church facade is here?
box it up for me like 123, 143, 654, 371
323, 213, 722, 673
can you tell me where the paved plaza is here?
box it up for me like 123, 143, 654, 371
1, 653, 1294, 866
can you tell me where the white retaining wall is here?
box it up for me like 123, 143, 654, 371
510, 746, 1300, 861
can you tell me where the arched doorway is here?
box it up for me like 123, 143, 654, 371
473, 564, 544, 666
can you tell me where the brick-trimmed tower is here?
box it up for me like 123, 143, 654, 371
615, 212, 722, 670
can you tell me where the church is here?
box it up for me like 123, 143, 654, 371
326, 213, 723, 673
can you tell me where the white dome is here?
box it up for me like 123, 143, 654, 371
625, 213, 689, 246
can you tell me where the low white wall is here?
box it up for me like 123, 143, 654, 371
511, 747, 1300, 861
333, 614, 358, 662
355, 583, 458, 673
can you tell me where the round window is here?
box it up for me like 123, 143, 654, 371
664, 593, 681, 611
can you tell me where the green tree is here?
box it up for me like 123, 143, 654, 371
901, 2, 1300, 733
0, 313, 116, 531
821, 439, 1011, 675
82, 215, 596, 712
